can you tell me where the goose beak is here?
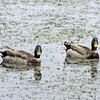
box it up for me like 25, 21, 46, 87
94, 42, 98, 48
37, 50, 41, 55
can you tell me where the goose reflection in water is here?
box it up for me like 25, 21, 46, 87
90, 60, 98, 78
1, 63, 42, 80
63, 56, 99, 78
34, 65, 42, 80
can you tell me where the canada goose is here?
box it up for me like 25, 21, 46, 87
0, 45, 42, 66
64, 37, 99, 64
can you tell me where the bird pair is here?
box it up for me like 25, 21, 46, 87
0, 37, 99, 65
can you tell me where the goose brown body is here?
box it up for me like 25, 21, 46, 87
64, 37, 99, 64
66, 43, 99, 59
0, 45, 42, 66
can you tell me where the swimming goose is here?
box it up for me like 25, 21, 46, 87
64, 37, 99, 64
0, 45, 42, 66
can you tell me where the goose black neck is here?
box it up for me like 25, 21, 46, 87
34, 52, 40, 58
91, 45, 97, 51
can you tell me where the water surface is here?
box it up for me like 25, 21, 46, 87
0, 0, 100, 100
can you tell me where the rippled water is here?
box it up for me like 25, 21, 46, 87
0, 0, 100, 100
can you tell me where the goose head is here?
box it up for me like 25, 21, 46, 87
91, 37, 98, 51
